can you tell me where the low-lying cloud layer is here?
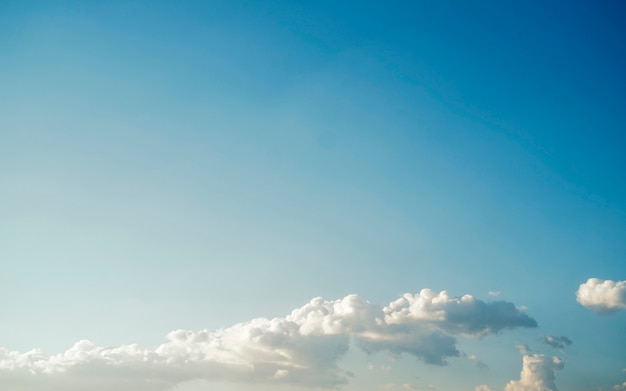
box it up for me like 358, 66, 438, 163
0, 289, 537, 391
576, 278, 626, 314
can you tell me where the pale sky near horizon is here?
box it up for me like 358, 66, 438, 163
1, 1, 625, 391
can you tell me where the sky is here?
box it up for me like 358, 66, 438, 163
1, 1, 625, 390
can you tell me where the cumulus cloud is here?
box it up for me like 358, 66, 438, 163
504, 354, 564, 391
474, 351, 564, 391
381, 290, 537, 338
0, 289, 537, 391
576, 278, 626, 314
542, 335, 572, 350
614, 382, 626, 391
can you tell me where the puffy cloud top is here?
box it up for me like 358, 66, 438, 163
576, 278, 626, 314
383, 290, 537, 338
504, 354, 564, 391
0, 289, 537, 391
476, 352, 564, 391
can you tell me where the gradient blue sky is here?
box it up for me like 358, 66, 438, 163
1, 1, 625, 390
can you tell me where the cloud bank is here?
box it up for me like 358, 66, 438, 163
0, 289, 537, 391
576, 278, 626, 314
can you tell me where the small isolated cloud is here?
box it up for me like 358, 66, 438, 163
576, 278, 626, 314
367, 363, 391, 371
614, 382, 626, 391
542, 335, 572, 350
475, 350, 563, 391
504, 354, 564, 391
467, 354, 487, 369
273, 369, 289, 379
488, 291, 501, 297
0, 289, 537, 391
516, 344, 531, 355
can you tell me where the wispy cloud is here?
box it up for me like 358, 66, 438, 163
380, 383, 435, 391
515, 344, 530, 355
613, 382, 626, 391
0, 289, 537, 390
542, 335, 572, 350
466, 354, 487, 369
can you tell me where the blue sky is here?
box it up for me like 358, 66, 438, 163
1, 1, 625, 390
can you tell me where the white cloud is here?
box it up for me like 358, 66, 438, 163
381, 290, 537, 338
542, 335, 572, 350
0, 289, 537, 391
576, 278, 626, 314
504, 354, 564, 391
516, 344, 530, 355
614, 382, 626, 391
488, 291, 501, 297
475, 352, 564, 391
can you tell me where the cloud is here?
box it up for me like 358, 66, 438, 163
380, 384, 435, 391
504, 354, 564, 391
542, 336, 572, 350
367, 363, 391, 371
488, 291, 501, 297
467, 354, 487, 369
475, 351, 564, 391
0, 289, 537, 391
516, 344, 531, 355
381, 290, 537, 338
614, 382, 626, 391
576, 278, 626, 314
